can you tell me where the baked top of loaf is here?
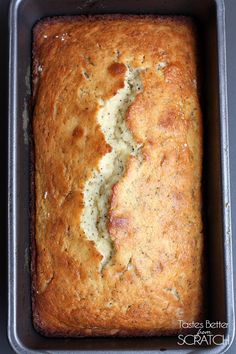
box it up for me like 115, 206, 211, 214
32, 15, 204, 337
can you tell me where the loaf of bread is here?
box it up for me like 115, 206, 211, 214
32, 15, 204, 337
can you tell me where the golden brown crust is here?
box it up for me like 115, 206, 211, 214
32, 15, 204, 337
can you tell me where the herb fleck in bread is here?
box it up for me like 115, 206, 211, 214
32, 15, 204, 336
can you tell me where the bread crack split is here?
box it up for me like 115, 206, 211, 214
81, 66, 143, 270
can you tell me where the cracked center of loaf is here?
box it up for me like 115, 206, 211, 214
81, 65, 143, 269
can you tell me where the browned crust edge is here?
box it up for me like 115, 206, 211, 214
33, 13, 195, 30
32, 320, 204, 338
31, 14, 205, 338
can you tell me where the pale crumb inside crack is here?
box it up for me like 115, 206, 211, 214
81, 65, 144, 270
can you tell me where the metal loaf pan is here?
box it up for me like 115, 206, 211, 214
8, 0, 234, 353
